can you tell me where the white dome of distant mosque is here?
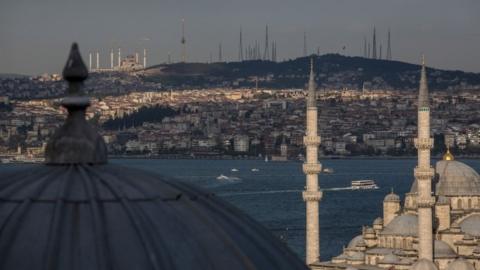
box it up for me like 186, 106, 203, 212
435, 160, 480, 196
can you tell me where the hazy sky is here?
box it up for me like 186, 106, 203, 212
1, 0, 479, 75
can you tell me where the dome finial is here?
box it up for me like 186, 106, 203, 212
45, 42, 107, 165
443, 146, 454, 161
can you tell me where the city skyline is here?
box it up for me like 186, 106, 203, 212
1, 0, 480, 75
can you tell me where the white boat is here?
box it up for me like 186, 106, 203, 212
1, 158, 12, 164
351, 180, 379, 190
323, 168, 334, 174
231, 168, 239, 172
216, 174, 241, 182
265, 156, 269, 162
216, 174, 230, 180
251, 168, 259, 172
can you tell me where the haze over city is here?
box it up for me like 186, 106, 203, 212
1, 0, 479, 75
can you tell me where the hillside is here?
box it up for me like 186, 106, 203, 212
142, 54, 480, 91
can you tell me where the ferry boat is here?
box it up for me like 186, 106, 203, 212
351, 180, 379, 190
323, 167, 334, 174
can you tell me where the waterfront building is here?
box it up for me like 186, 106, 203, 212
310, 59, 480, 270
272, 135, 289, 161
233, 134, 249, 152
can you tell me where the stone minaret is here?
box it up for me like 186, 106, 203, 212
110, 49, 114, 69
118, 48, 121, 67
143, 48, 147, 68
372, 26, 377, 59
414, 56, 435, 261
303, 58, 323, 265
96, 52, 99, 70
181, 18, 186, 63
88, 52, 92, 71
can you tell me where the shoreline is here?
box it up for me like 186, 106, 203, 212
108, 155, 480, 161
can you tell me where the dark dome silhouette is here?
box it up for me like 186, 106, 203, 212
0, 43, 308, 270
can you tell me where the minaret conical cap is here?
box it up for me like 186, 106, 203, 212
418, 55, 429, 108
307, 58, 316, 107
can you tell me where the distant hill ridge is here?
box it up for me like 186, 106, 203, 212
143, 54, 480, 91
0, 73, 29, 79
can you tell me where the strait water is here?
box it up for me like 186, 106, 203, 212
2, 159, 480, 261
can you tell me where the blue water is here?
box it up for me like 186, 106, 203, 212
2, 159, 480, 261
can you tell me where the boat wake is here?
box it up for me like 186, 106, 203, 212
220, 189, 301, 197
323, 187, 354, 191
215, 174, 242, 183
219, 186, 380, 196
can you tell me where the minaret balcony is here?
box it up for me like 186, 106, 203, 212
414, 138, 433, 149
303, 163, 322, 174
302, 190, 323, 202
417, 197, 435, 208
414, 167, 435, 180
303, 136, 321, 146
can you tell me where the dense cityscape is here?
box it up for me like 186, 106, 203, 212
1, 71, 479, 162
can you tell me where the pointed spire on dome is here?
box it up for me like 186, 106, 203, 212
307, 57, 316, 107
45, 43, 107, 165
418, 54, 429, 108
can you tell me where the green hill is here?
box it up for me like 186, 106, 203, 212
142, 54, 480, 91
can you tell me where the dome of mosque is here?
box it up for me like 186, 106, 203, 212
347, 251, 365, 262
365, 227, 375, 235
408, 159, 480, 196
434, 240, 457, 258
384, 192, 400, 202
0, 44, 308, 270
435, 160, 480, 196
380, 253, 401, 264
446, 258, 475, 270
373, 217, 383, 225
459, 214, 480, 237
347, 235, 365, 249
410, 259, 439, 270
380, 214, 418, 236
